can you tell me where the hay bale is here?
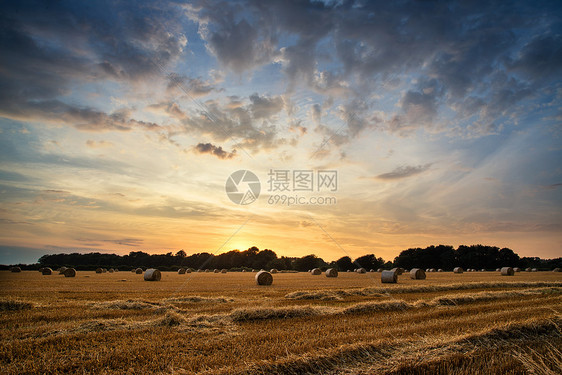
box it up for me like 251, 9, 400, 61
514, 267, 521, 272
95, 268, 103, 274
41, 267, 52, 275
311, 268, 322, 275
381, 269, 398, 283
185, 269, 191, 273
553, 268, 561, 272
242, 269, 247, 272
108, 268, 114, 273
525, 267, 531, 272
214, 269, 219, 273
481, 268, 486, 272
58, 267, 67, 275
453, 267, 463, 274
63, 268, 76, 277
496, 268, 501, 272
437, 269, 443, 272
178, 268, 186, 274
369, 269, 375, 272
325, 268, 338, 278
501, 267, 514, 276
144, 268, 161, 281
255, 270, 273, 285
346, 270, 351, 272
270, 268, 278, 274
356, 268, 366, 274
531, 268, 538, 272
410, 268, 426, 280
221, 269, 227, 274
429, 268, 436, 272
135, 268, 143, 274
377, 268, 383, 272
10, 266, 22, 273
391, 267, 403, 275
101, 268, 107, 273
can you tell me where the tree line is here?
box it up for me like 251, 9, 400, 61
3, 244, 560, 271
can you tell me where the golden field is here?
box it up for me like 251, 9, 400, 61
1, 270, 561, 374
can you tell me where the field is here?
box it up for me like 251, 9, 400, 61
1, 270, 561, 374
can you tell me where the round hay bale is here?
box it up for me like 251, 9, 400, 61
214, 269, 219, 273
311, 268, 322, 275
531, 268, 538, 272
144, 268, 161, 281
63, 268, 76, 277
10, 266, 22, 273
114, 269, 119, 272
525, 267, 531, 272
553, 268, 561, 272
135, 268, 143, 274
42, 267, 53, 275
496, 268, 501, 272
346, 270, 351, 272
480, 269, 486, 272
108, 268, 114, 273
353, 268, 357, 272
197, 269, 203, 273
453, 267, 463, 274
325, 268, 338, 278
410, 268, 426, 280
501, 267, 514, 276
429, 268, 436, 272
178, 268, 186, 274
38, 267, 44, 273
377, 268, 383, 272
356, 268, 366, 274
205, 269, 210, 273
369, 269, 375, 272
514, 267, 521, 272
58, 267, 67, 275
102, 268, 107, 273
185, 268, 192, 273
437, 269, 443, 272
381, 269, 398, 283
255, 270, 273, 285
270, 268, 278, 274
391, 267, 403, 275
221, 269, 227, 274
95, 268, 103, 274
398, 267, 405, 274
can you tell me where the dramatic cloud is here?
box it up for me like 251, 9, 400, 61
194, 142, 236, 159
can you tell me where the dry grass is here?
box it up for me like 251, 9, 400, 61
0, 270, 560, 374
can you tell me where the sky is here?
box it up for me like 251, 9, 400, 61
1, 0, 561, 265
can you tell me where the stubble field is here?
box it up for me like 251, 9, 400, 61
1, 270, 561, 374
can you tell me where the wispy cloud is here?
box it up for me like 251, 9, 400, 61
376, 164, 432, 181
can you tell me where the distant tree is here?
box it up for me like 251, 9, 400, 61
335, 256, 354, 271
176, 250, 186, 258
293, 254, 326, 272
354, 254, 384, 270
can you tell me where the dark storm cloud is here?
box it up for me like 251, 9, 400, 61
191, 0, 562, 138
0, 0, 186, 128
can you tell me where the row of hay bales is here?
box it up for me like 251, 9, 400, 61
95, 268, 119, 273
